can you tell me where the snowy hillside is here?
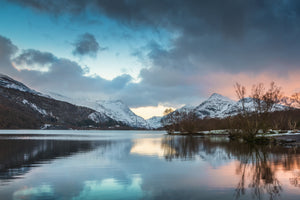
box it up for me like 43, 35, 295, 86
151, 93, 288, 129
193, 93, 236, 118
47, 92, 151, 128
48, 91, 288, 129
89, 100, 149, 128
3, 73, 286, 130
175, 105, 195, 114
0, 74, 46, 97
147, 116, 163, 129
48, 92, 152, 129
0, 74, 120, 129
192, 93, 286, 119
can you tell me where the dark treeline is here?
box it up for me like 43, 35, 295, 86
162, 109, 300, 134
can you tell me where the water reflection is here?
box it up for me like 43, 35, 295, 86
0, 139, 111, 182
234, 145, 282, 200
290, 170, 300, 188
73, 176, 144, 200
161, 135, 300, 199
13, 184, 54, 200
0, 132, 300, 200
130, 138, 176, 157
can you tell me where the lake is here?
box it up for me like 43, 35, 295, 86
0, 130, 300, 200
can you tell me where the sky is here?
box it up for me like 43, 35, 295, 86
0, 0, 300, 119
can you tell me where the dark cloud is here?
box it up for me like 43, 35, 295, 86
0, 35, 17, 57
7, 0, 88, 15
4, 1, 300, 107
72, 33, 104, 57
10, 0, 300, 72
13, 49, 56, 66
0, 35, 18, 75
111, 74, 132, 89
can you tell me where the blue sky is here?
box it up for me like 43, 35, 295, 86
1, 0, 300, 119
0, 1, 171, 80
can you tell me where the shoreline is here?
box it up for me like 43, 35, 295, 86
167, 131, 300, 146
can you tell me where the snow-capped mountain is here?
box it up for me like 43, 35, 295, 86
151, 93, 288, 129
0, 73, 288, 130
187, 93, 286, 120
88, 100, 149, 129
194, 93, 237, 118
47, 92, 151, 129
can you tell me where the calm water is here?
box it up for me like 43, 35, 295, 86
0, 130, 300, 200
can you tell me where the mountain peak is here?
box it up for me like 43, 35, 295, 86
208, 93, 233, 102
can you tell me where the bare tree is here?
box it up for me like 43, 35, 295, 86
235, 83, 247, 115
252, 82, 283, 133
291, 93, 300, 108
230, 82, 283, 142
261, 82, 282, 112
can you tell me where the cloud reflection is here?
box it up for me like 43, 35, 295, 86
72, 176, 144, 200
13, 185, 54, 200
130, 138, 176, 158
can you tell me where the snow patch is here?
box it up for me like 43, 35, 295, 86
41, 124, 52, 130
22, 99, 49, 116
88, 112, 108, 123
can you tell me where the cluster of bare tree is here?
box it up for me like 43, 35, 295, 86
229, 82, 300, 142
229, 82, 283, 142
162, 82, 300, 142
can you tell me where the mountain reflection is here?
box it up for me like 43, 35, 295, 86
161, 135, 300, 199
0, 139, 110, 182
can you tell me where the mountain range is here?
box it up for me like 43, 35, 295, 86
0, 74, 287, 129
46, 93, 150, 129
152, 93, 287, 128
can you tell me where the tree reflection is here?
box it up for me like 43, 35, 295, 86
234, 145, 282, 200
161, 135, 300, 200
0, 139, 111, 182
290, 170, 300, 188
161, 136, 202, 161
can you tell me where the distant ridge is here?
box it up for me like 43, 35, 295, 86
0, 74, 289, 130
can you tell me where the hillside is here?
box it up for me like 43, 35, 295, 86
0, 74, 120, 129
